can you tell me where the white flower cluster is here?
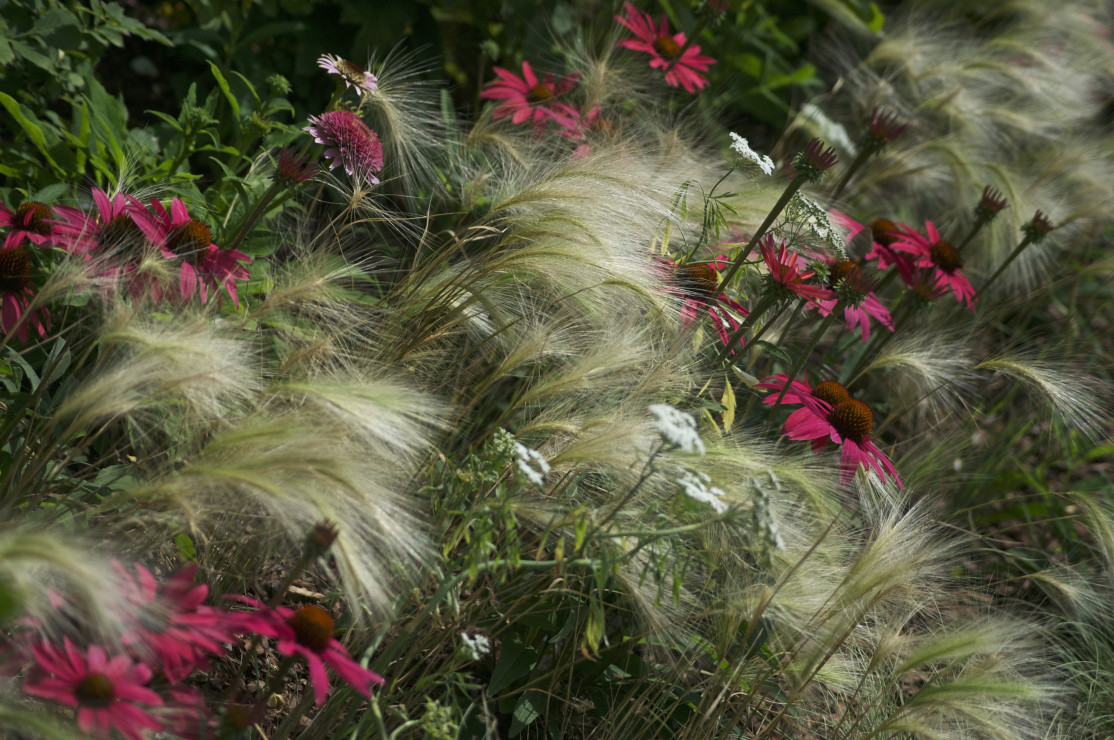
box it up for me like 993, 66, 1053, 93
459, 632, 491, 661
788, 192, 847, 260
649, 404, 705, 455
729, 132, 775, 176
675, 467, 728, 514
513, 441, 550, 487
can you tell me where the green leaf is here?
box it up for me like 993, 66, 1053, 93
487, 634, 539, 695
754, 340, 792, 363
208, 62, 240, 123
0, 93, 62, 172
174, 533, 196, 562
508, 692, 542, 737
0, 19, 13, 65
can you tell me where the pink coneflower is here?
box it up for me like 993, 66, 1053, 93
670, 256, 749, 354
317, 54, 378, 96
814, 259, 893, 342
759, 235, 835, 303
0, 201, 87, 250
115, 562, 239, 682
480, 61, 580, 135
615, 2, 716, 94
0, 246, 49, 342
759, 375, 901, 487
146, 198, 252, 306
23, 638, 163, 740
891, 220, 977, 311
229, 597, 384, 707
305, 110, 384, 184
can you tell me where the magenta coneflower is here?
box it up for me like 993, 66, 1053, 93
814, 259, 893, 342
146, 198, 252, 306
615, 2, 716, 94
229, 597, 384, 707
317, 54, 378, 96
115, 562, 239, 682
669, 256, 750, 354
0, 201, 88, 251
759, 235, 835, 303
480, 61, 580, 134
0, 246, 49, 342
24, 638, 163, 740
891, 220, 977, 311
759, 375, 901, 487
305, 110, 384, 184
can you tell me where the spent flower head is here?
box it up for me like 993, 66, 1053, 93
866, 107, 909, 146
1023, 210, 1055, 242
975, 185, 1008, 220
793, 138, 838, 183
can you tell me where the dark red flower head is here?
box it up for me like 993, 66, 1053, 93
976, 186, 1008, 218
794, 138, 838, 182
867, 107, 908, 145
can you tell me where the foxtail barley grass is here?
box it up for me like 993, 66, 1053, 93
2, 2, 1112, 737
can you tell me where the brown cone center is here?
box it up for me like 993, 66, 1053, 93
166, 220, 211, 262
653, 36, 681, 60
0, 248, 31, 293
289, 604, 335, 653
827, 399, 873, 443
15, 202, 53, 236
675, 262, 719, 299
527, 84, 555, 103
929, 240, 962, 274
338, 59, 368, 85
812, 381, 850, 407
868, 218, 899, 247
75, 673, 115, 708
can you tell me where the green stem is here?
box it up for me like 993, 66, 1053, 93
773, 309, 838, 408
714, 291, 777, 366
718, 177, 805, 288
227, 182, 284, 252
976, 235, 1034, 298
957, 215, 990, 251
829, 147, 871, 201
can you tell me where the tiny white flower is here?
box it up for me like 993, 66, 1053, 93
729, 132, 775, 176
675, 467, 728, 514
460, 632, 491, 661
513, 442, 550, 487
649, 404, 705, 455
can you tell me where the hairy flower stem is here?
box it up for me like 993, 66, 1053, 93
718, 177, 805, 287
829, 147, 872, 201
976, 234, 1035, 298
774, 310, 839, 408
227, 182, 285, 252
957, 216, 991, 251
